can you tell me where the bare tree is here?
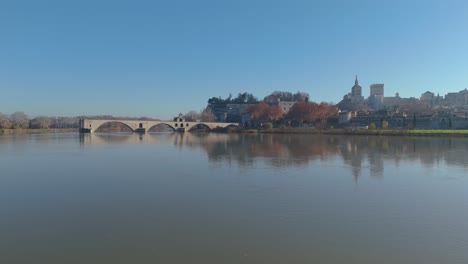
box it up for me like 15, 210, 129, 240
30, 116, 52, 129
0, 113, 10, 128
60, 116, 80, 128
10, 112, 29, 128
200, 108, 216, 122
185, 110, 201, 121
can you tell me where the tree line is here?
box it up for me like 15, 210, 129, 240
0, 112, 163, 129
187, 91, 339, 128
207, 92, 258, 105
245, 101, 338, 128
0, 112, 81, 129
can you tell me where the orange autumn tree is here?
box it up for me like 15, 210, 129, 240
287, 102, 316, 125
315, 102, 338, 128
246, 103, 283, 124
287, 101, 337, 128
262, 104, 283, 122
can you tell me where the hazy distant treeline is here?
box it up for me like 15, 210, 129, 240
0, 112, 159, 129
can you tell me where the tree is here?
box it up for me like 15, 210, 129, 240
0, 113, 10, 128
263, 91, 310, 103
262, 123, 273, 129
315, 102, 337, 128
246, 103, 283, 124
185, 110, 201, 121
30, 116, 51, 129
200, 108, 216, 122
263, 105, 282, 122
264, 91, 293, 102
287, 101, 318, 125
10, 112, 29, 128
208, 92, 258, 105
246, 103, 269, 121
208, 96, 225, 105
382, 120, 389, 129
293, 91, 310, 102
286, 101, 337, 128
263, 94, 279, 104
232, 92, 258, 104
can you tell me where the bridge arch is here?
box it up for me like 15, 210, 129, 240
225, 124, 239, 129
188, 123, 211, 132
147, 123, 176, 132
94, 121, 135, 133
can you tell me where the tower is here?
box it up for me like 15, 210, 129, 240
349, 75, 364, 104
369, 84, 384, 110
370, 84, 384, 97
351, 75, 362, 97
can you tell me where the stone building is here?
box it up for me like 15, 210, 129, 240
278, 101, 296, 115
445, 89, 468, 107
420, 91, 434, 102
369, 83, 384, 109
370, 83, 384, 97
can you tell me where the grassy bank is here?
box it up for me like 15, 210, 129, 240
231, 128, 468, 137
0, 128, 77, 134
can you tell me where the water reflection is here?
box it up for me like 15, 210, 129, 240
3, 132, 468, 263
81, 133, 468, 179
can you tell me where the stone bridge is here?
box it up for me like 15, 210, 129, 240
79, 118, 238, 133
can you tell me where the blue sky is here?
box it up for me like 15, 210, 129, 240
1, 0, 468, 119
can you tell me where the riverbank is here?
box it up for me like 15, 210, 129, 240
230, 128, 468, 137
3, 127, 467, 137
0, 128, 77, 134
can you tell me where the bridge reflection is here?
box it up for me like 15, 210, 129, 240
80, 133, 468, 179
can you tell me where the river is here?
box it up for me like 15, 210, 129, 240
1, 133, 468, 264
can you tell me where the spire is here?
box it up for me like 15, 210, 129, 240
355, 75, 358, 85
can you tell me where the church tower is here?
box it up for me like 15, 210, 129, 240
351, 75, 362, 97
349, 75, 364, 104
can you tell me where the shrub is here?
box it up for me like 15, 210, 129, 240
262, 123, 273, 129
382, 120, 389, 129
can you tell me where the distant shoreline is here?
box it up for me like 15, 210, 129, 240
0, 128, 77, 134
2, 127, 468, 137
231, 128, 468, 137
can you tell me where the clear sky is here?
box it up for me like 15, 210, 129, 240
1, 0, 468, 119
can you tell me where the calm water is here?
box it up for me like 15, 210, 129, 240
1, 133, 468, 264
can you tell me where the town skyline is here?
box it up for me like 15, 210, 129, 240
2, 0, 468, 119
